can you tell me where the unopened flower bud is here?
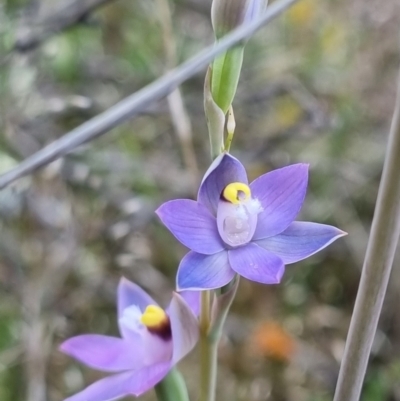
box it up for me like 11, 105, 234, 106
211, 0, 263, 39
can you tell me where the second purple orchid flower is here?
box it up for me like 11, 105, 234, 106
157, 153, 346, 291
60, 278, 199, 401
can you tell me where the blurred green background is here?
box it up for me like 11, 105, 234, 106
0, 0, 400, 400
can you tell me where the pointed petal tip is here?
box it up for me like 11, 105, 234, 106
290, 162, 309, 176
154, 203, 165, 218
59, 337, 78, 356
59, 339, 69, 354
327, 226, 348, 240
286, 162, 310, 174
118, 276, 130, 290
155, 200, 180, 218
256, 222, 347, 265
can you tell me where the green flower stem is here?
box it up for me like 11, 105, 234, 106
199, 335, 218, 401
333, 72, 400, 401
199, 291, 218, 401
155, 368, 190, 401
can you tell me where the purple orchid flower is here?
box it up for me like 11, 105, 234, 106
156, 153, 346, 291
60, 278, 199, 401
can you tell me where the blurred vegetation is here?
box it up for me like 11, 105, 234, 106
0, 0, 400, 400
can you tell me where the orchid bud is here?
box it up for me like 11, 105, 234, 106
209, 0, 264, 114
211, 0, 263, 40
211, 47, 244, 115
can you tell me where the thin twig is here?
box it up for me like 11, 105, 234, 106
0, 0, 299, 190
13, 0, 119, 52
333, 70, 400, 401
157, 0, 199, 193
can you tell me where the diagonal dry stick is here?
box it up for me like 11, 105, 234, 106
0, 0, 299, 190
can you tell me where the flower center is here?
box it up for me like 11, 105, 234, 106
140, 305, 172, 340
217, 182, 261, 247
222, 182, 251, 204
140, 305, 168, 328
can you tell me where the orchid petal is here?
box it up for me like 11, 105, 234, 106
198, 153, 248, 215
156, 200, 224, 254
251, 164, 309, 239
256, 221, 347, 264
117, 278, 156, 317
179, 290, 201, 317
168, 293, 199, 364
63, 363, 171, 401
127, 362, 172, 396
177, 251, 235, 290
60, 335, 142, 372
228, 243, 285, 284
117, 278, 156, 339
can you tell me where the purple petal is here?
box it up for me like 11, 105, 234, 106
63, 363, 171, 401
156, 200, 224, 255
251, 164, 309, 239
228, 243, 285, 284
198, 153, 248, 215
127, 362, 172, 396
117, 278, 155, 317
117, 278, 156, 338
168, 293, 199, 364
256, 221, 347, 264
179, 290, 201, 317
63, 372, 135, 401
60, 335, 141, 372
177, 251, 235, 290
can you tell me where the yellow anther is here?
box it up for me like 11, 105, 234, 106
140, 305, 168, 328
222, 182, 251, 204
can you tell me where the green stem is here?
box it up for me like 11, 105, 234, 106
199, 335, 218, 401
155, 368, 190, 401
333, 72, 400, 401
199, 291, 219, 401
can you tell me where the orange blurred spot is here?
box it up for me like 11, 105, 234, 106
252, 322, 296, 362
